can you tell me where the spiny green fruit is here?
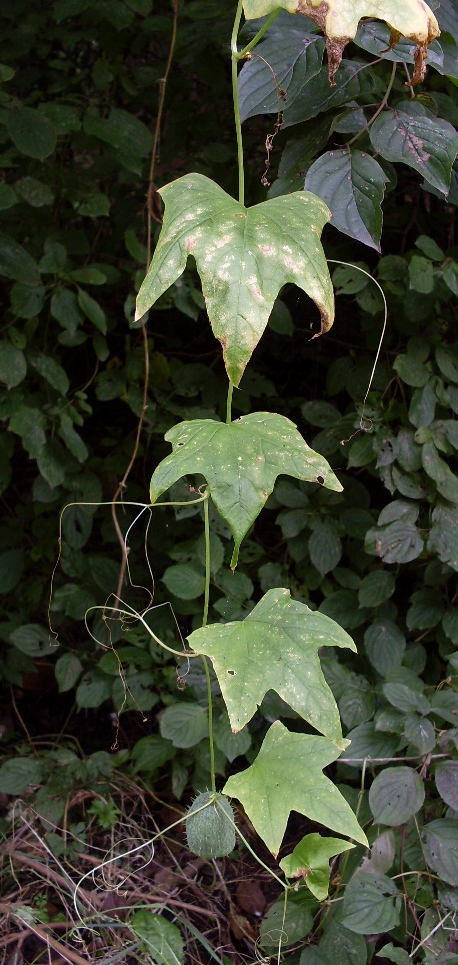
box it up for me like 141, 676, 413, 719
186, 791, 236, 859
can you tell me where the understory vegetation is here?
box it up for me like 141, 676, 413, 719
1, 1, 458, 963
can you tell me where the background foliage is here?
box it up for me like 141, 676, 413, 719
1, 0, 458, 962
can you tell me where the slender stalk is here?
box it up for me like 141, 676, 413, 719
202, 491, 216, 794
346, 59, 397, 148
226, 382, 233, 424
236, 7, 281, 59
231, 0, 245, 205
202, 491, 211, 630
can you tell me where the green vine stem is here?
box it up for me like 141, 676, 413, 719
226, 382, 233, 423
346, 59, 397, 148
231, 0, 245, 205
236, 7, 281, 59
202, 489, 217, 794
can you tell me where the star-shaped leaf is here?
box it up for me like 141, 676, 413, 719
187, 587, 355, 744
279, 833, 355, 900
224, 721, 368, 855
135, 173, 333, 386
150, 413, 342, 567
243, 0, 440, 85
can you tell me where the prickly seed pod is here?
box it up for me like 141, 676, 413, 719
186, 791, 236, 859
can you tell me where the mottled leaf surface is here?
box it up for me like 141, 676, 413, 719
135, 174, 333, 385
304, 149, 388, 250
242, 0, 439, 85
224, 721, 368, 855
369, 107, 458, 195
150, 413, 341, 566
188, 587, 355, 743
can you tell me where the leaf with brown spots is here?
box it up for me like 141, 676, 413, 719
135, 173, 333, 386
243, 0, 440, 86
149, 412, 342, 567
187, 588, 355, 743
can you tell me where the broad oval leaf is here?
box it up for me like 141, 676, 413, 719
238, 27, 325, 121
243, 0, 440, 85
0, 342, 27, 390
304, 149, 388, 250
188, 587, 356, 743
0, 231, 40, 285
369, 107, 458, 196
422, 819, 458, 886
364, 621, 406, 676
159, 703, 209, 748
435, 761, 458, 810
308, 521, 342, 575
369, 766, 425, 825
0, 757, 43, 794
130, 911, 184, 965
340, 872, 401, 935
135, 173, 334, 386
150, 412, 341, 566
224, 721, 368, 855
7, 105, 57, 159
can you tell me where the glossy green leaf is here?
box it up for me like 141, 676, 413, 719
407, 589, 445, 629
31, 353, 70, 395
422, 819, 458, 885
77, 288, 107, 333
130, 911, 184, 965
340, 722, 399, 768
0, 183, 17, 210
318, 919, 367, 965
0, 342, 26, 389
238, 27, 325, 121
150, 413, 341, 566
0, 549, 24, 593
162, 563, 206, 600
369, 766, 425, 825
0, 757, 43, 794
308, 522, 342, 575
0, 231, 40, 285
260, 891, 315, 950
55, 653, 83, 692
131, 735, 175, 774
435, 761, 458, 810
379, 943, 412, 965
10, 282, 46, 319
304, 149, 388, 250
403, 715, 436, 755
7, 105, 57, 159
188, 588, 355, 743
159, 704, 209, 748
427, 505, 458, 571
214, 712, 251, 763
394, 353, 430, 386
15, 176, 55, 207
10, 623, 58, 657
422, 439, 458, 502
341, 873, 401, 935
224, 721, 367, 855
76, 671, 112, 709
280, 833, 354, 900
358, 570, 395, 607
369, 108, 458, 196
135, 173, 334, 386
371, 519, 424, 565
364, 621, 405, 676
